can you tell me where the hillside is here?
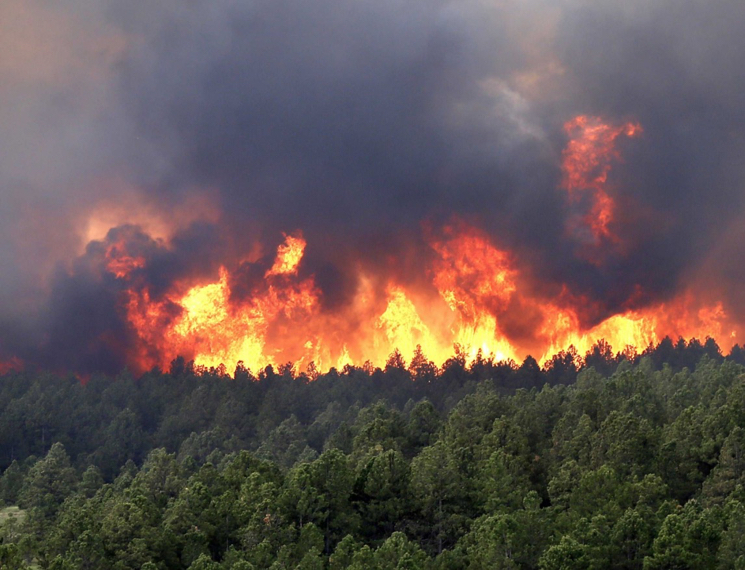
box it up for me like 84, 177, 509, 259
1, 340, 745, 567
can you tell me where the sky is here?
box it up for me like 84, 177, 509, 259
2, 0, 745, 373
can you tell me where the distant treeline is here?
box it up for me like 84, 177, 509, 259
1, 337, 745, 568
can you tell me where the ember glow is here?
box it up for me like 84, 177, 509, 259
0, 356, 23, 375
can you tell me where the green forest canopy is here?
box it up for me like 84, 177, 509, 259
2, 337, 745, 568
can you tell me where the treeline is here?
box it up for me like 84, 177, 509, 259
0, 336, 734, 476
1, 338, 745, 568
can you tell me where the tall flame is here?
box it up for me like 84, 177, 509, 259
561, 115, 642, 260
266, 233, 306, 277
116, 223, 735, 376
124, 237, 322, 372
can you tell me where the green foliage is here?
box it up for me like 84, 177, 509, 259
0, 542, 29, 569
0, 461, 24, 506
355, 449, 412, 540
256, 416, 309, 469
410, 441, 466, 553
188, 553, 220, 570
19, 442, 77, 523
372, 531, 428, 569
717, 498, 745, 569
0, 345, 744, 568
539, 535, 589, 570
643, 500, 723, 570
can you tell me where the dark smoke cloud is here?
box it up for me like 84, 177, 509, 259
2, 0, 745, 371
113, 0, 544, 228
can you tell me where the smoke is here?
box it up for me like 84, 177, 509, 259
2, 0, 745, 372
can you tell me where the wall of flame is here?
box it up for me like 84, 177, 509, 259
82, 116, 737, 375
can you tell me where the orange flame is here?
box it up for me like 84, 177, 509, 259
124, 237, 323, 372
93, 114, 736, 376
118, 224, 734, 376
561, 115, 642, 257
119, 228, 518, 373
429, 224, 519, 363
266, 233, 306, 277
535, 297, 729, 364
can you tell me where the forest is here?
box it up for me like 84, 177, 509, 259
2, 337, 745, 569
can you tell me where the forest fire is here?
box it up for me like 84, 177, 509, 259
109, 221, 735, 376
1, 0, 743, 380
24, 114, 727, 376
4, 1, 745, 564
77, 114, 726, 377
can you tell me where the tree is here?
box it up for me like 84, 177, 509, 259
372, 532, 429, 569
465, 514, 522, 569
609, 507, 656, 570
187, 553, 220, 570
592, 411, 658, 478
355, 449, 412, 540
98, 496, 160, 569
643, 500, 723, 570
410, 442, 464, 554
256, 415, 308, 469
0, 543, 29, 570
409, 345, 438, 383
0, 460, 24, 505
274, 523, 324, 569
130, 448, 184, 508
717, 498, 745, 569
464, 492, 550, 569
539, 535, 588, 570
702, 427, 745, 505
514, 356, 544, 389
584, 339, 617, 377
77, 466, 104, 499
19, 442, 77, 523
330, 535, 363, 570
351, 402, 406, 463
282, 450, 358, 554
476, 449, 531, 514
404, 399, 440, 452
544, 347, 580, 386
162, 480, 215, 566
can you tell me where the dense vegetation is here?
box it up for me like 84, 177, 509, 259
2, 337, 745, 568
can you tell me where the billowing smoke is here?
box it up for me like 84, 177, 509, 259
2, 0, 745, 374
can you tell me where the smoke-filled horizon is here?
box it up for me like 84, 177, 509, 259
2, 0, 745, 374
